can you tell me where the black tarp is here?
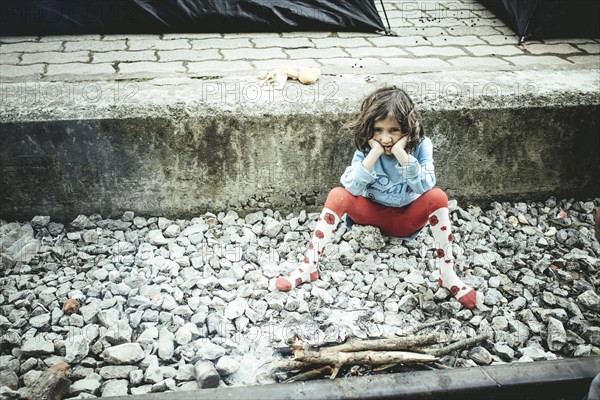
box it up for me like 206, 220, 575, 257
479, 0, 600, 43
0, 0, 386, 36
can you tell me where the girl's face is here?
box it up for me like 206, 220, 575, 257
373, 115, 403, 155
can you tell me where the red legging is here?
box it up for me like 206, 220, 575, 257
324, 187, 449, 237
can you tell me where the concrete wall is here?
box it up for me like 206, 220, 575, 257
1, 71, 599, 222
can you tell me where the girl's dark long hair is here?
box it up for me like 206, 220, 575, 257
342, 86, 424, 154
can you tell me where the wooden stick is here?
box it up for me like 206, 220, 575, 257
267, 360, 311, 371
372, 363, 398, 372
432, 362, 452, 369
295, 350, 437, 366
283, 366, 333, 383
320, 333, 446, 354
409, 320, 447, 333
420, 333, 489, 357
330, 365, 341, 380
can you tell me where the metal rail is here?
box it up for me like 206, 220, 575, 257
104, 357, 599, 400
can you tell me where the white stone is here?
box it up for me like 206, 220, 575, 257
145, 359, 163, 384
104, 320, 133, 345
224, 298, 248, 320
102, 343, 145, 364
578, 290, 600, 312
101, 379, 129, 396
65, 335, 89, 364
147, 229, 168, 245
194, 341, 226, 360
404, 270, 425, 285
69, 374, 102, 395
215, 356, 240, 376
163, 224, 181, 238
311, 287, 334, 305
21, 338, 54, 355
546, 317, 566, 351
175, 325, 193, 345
158, 328, 175, 361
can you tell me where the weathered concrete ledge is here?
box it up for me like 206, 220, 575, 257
1, 69, 599, 222
101, 357, 600, 400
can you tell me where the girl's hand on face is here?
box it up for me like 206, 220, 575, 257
367, 138, 384, 155
391, 136, 408, 155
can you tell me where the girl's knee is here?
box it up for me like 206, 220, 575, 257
325, 187, 352, 208
327, 187, 350, 199
426, 187, 449, 210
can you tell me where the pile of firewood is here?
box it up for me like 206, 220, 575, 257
269, 326, 489, 383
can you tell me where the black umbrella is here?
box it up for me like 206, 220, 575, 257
1, 0, 387, 36
480, 0, 600, 44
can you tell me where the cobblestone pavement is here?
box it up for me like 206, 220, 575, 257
0, 0, 599, 83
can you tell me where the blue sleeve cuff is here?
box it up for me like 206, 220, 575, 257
357, 164, 377, 183
395, 155, 420, 180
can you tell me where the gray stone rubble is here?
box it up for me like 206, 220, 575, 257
0, 197, 598, 397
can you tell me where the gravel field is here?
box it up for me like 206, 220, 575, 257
0, 196, 599, 397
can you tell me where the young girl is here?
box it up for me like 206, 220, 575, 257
275, 86, 477, 309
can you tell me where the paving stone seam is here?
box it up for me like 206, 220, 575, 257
3, 54, 597, 74
3, 50, 598, 66
363, 37, 434, 47
3, 37, 595, 54
0, 37, 41, 43
572, 44, 600, 54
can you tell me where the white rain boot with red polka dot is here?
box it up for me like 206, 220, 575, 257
428, 207, 477, 309
276, 207, 341, 291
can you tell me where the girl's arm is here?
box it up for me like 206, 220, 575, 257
361, 140, 384, 172
340, 149, 379, 196
394, 137, 436, 194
